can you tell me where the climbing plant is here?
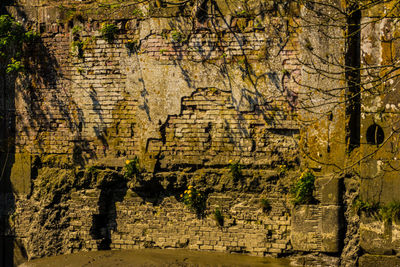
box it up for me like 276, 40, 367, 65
0, 15, 38, 73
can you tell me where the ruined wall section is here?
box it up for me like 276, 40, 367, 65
1, 0, 309, 262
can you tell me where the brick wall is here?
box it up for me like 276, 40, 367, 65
1, 0, 309, 262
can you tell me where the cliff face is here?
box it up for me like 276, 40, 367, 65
0, 0, 400, 266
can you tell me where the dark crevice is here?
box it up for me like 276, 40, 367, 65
345, 5, 361, 152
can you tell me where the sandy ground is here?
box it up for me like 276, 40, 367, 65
19, 249, 291, 267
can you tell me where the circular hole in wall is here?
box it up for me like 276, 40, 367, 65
366, 124, 384, 145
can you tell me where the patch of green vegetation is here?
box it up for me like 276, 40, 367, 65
180, 185, 207, 217
379, 201, 400, 223
125, 39, 139, 53
291, 169, 316, 205
132, 8, 144, 18
228, 160, 243, 182
277, 164, 288, 176
214, 207, 224, 226
0, 15, 39, 74
170, 29, 187, 44
260, 198, 271, 213
100, 23, 119, 43
352, 197, 400, 223
124, 156, 141, 178
72, 40, 84, 58
72, 25, 83, 36
352, 197, 379, 216
6, 58, 24, 73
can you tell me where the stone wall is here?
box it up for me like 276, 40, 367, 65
4, 0, 400, 266
0, 0, 307, 265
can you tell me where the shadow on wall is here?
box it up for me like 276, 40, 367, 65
1, 1, 18, 265
0, 1, 95, 264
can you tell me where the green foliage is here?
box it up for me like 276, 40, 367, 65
125, 39, 139, 53
214, 208, 224, 226
72, 25, 83, 36
291, 169, 316, 205
260, 198, 272, 213
180, 185, 206, 216
0, 15, 39, 73
352, 197, 379, 216
379, 201, 400, 223
72, 40, 84, 58
124, 156, 141, 178
6, 58, 23, 73
277, 164, 288, 176
100, 23, 118, 43
352, 198, 400, 223
132, 8, 144, 18
228, 160, 243, 181
170, 30, 186, 43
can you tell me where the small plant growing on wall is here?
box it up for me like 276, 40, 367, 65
228, 160, 243, 182
180, 185, 206, 216
124, 156, 141, 178
379, 201, 400, 223
214, 207, 224, 227
0, 15, 39, 73
100, 23, 118, 43
72, 40, 84, 58
352, 197, 379, 216
72, 25, 82, 36
125, 39, 139, 54
291, 169, 316, 205
277, 164, 288, 176
260, 198, 272, 213
170, 30, 186, 44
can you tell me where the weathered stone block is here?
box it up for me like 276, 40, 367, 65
320, 205, 342, 253
9, 153, 31, 195
315, 176, 341, 205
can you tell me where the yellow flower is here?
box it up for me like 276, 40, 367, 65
197, 193, 201, 196
184, 190, 188, 193
188, 185, 193, 189
125, 160, 131, 165
180, 194, 183, 198
229, 160, 233, 163
187, 190, 191, 194
189, 194, 192, 198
